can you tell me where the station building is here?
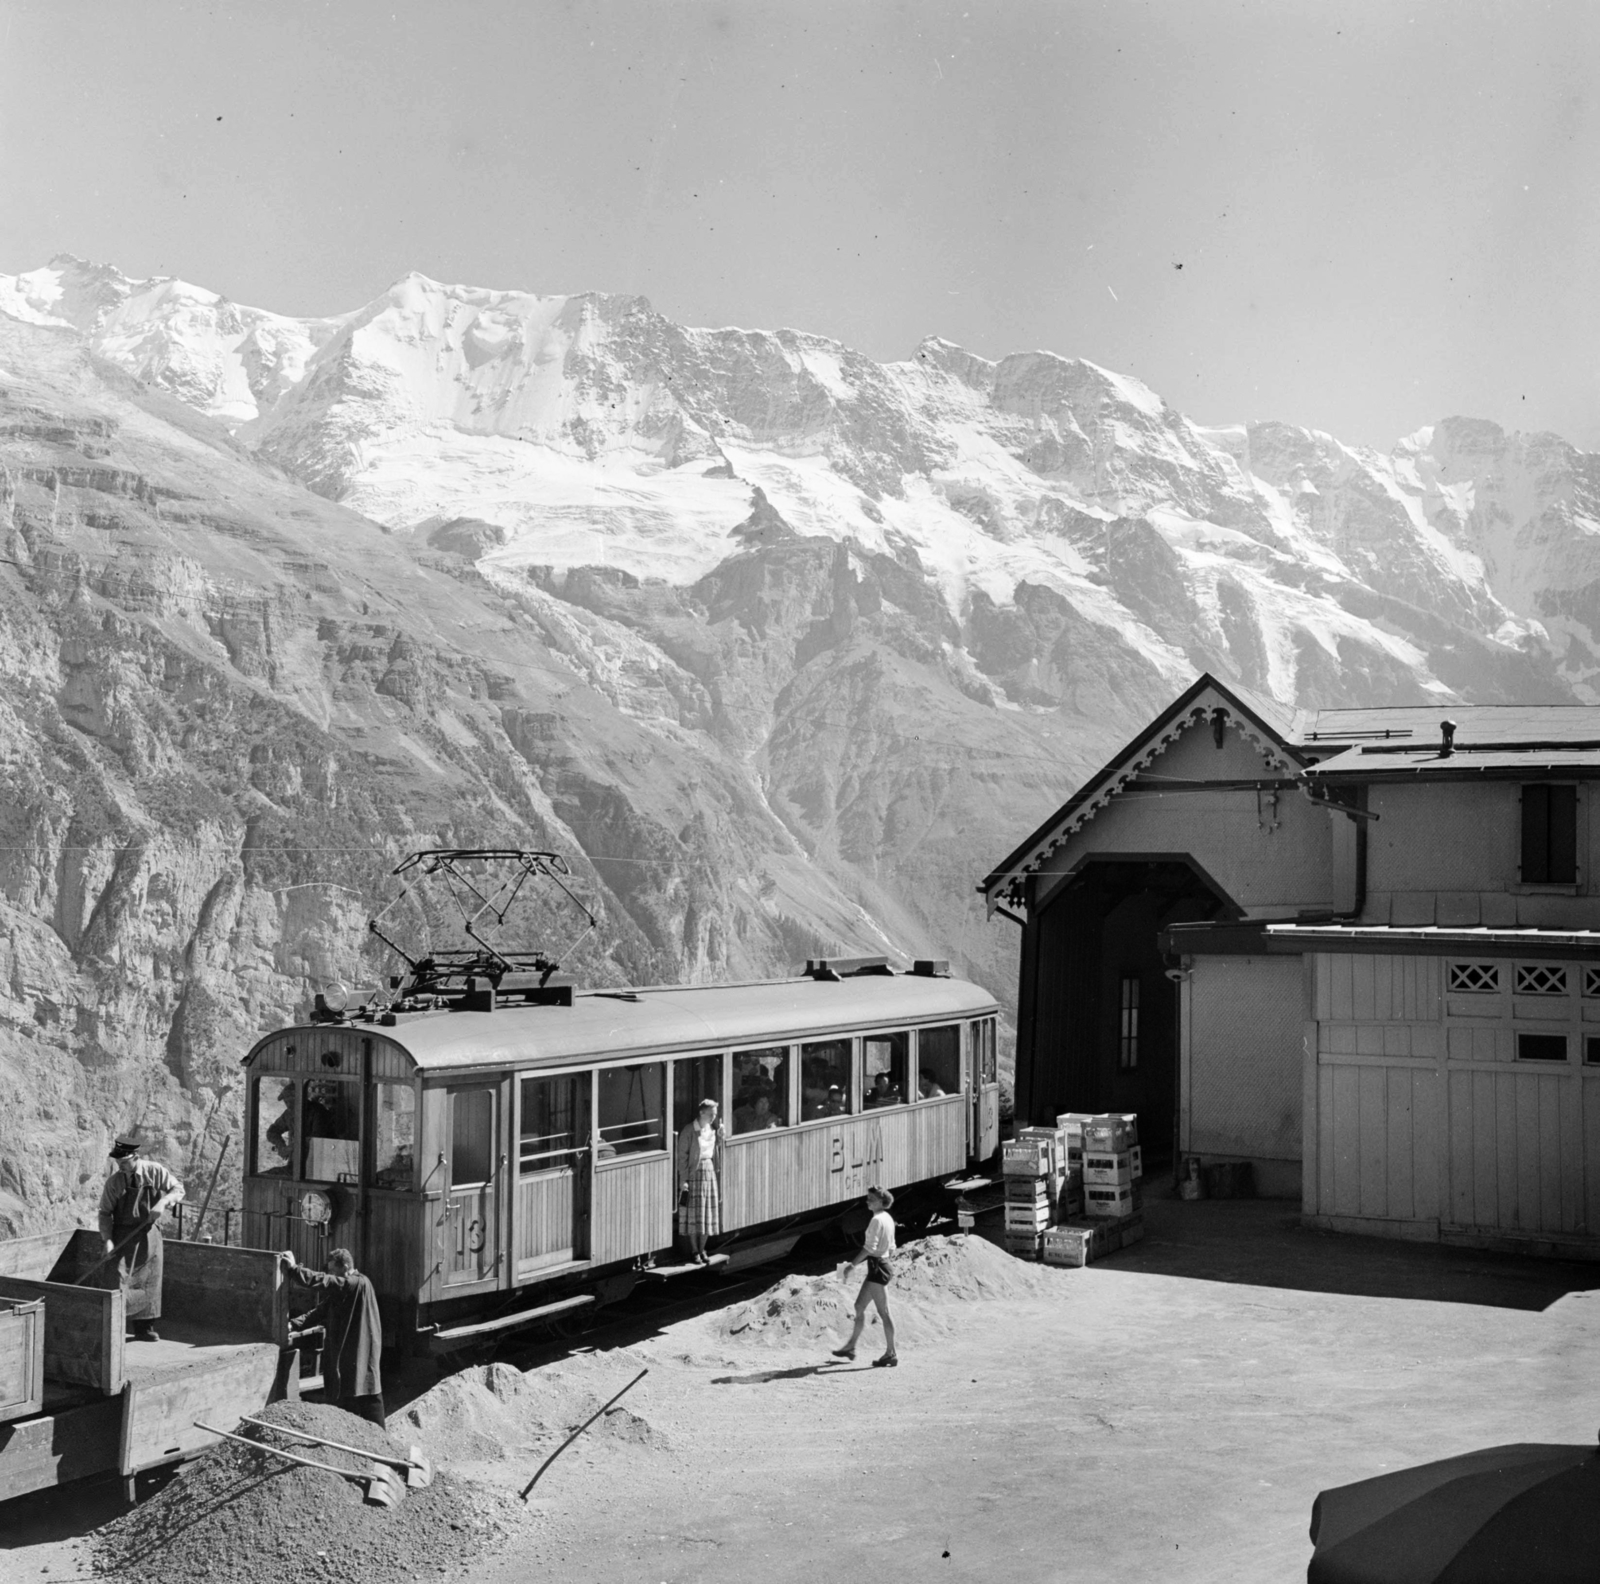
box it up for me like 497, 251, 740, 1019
980, 673, 1600, 1257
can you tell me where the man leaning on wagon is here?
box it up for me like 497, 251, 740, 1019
97, 1134, 185, 1342
281, 1247, 387, 1425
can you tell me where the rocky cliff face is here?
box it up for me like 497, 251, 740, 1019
2, 254, 1598, 1233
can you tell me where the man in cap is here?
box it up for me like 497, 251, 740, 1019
281, 1247, 386, 1425
97, 1135, 185, 1342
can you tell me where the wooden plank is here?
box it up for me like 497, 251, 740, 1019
0, 1392, 124, 1501
1514, 1074, 1541, 1233
1357, 1066, 1386, 1218
1538, 1075, 1565, 1233
1413, 1067, 1440, 1224
0, 1233, 70, 1281
1313, 956, 1331, 1024
1330, 1064, 1361, 1217
0, 1276, 123, 1394
1494, 1071, 1520, 1232
1330, 954, 1354, 1022
1303, 1019, 1320, 1215
0, 1299, 44, 1423
120, 1343, 286, 1475
1385, 1067, 1413, 1221
1352, 956, 1377, 1024
163, 1243, 287, 1342
514, 1171, 576, 1274
1585, 1080, 1600, 1235
1561, 1075, 1586, 1234
1317, 1065, 1337, 1215
1448, 1070, 1476, 1226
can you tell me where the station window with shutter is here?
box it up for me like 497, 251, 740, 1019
1584, 967, 1600, 999
1448, 962, 1500, 994
1521, 784, 1578, 884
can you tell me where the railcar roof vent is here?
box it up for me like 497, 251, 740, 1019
804, 955, 893, 981
911, 959, 950, 978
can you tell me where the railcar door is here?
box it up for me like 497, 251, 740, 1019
970, 1017, 1000, 1161
444, 1085, 501, 1286
515, 1073, 589, 1274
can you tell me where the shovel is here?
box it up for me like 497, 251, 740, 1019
239, 1414, 434, 1489
194, 1420, 406, 1508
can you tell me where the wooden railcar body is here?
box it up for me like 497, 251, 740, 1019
240, 967, 1002, 1350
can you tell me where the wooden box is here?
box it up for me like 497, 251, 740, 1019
1002, 1140, 1052, 1178
0, 1297, 45, 1423
1005, 1177, 1049, 1203
1004, 1203, 1051, 1232
1084, 1183, 1137, 1218
1042, 1223, 1108, 1267
1082, 1151, 1134, 1187
1083, 1117, 1136, 1153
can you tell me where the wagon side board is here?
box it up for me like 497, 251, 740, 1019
0, 1394, 125, 1502
162, 1243, 290, 1343
0, 1276, 123, 1394
119, 1342, 293, 1477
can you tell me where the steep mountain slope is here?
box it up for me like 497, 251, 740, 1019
3, 252, 1598, 1232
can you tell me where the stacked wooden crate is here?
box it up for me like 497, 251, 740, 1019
1000, 1133, 1058, 1259
1041, 1112, 1145, 1267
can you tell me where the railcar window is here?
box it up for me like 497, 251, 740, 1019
863, 1032, 909, 1108
981, 1019, 998, 1084
521, 1075, 582, 1173
800, 1039, 852, 1120
919, 1025, 961, 1097
254, 1077, 297, 1177
372, 1083, 416, 1191
732, 1047, 789, 1131
450, 1089, 495, 1186
673, 1054, 724, 1140
301, 1079, 360, 1181
598, 1062, 666, 1156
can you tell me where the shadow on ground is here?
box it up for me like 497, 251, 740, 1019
1070, 1186, 1600, 1312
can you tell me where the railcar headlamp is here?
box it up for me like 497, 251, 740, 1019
299, 1189, 333, 1227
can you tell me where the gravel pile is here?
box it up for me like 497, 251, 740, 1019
392, 1354, 671, 1469
716, 1234, 1065, 1348
91, 1401, 533, 1584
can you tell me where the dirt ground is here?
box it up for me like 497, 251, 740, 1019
7, 1191, 1600, 1584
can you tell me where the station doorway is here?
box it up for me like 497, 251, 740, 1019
1018, 858, 1236, 1165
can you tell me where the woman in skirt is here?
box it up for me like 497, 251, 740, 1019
830, 1184, 898, 1367
676, 1098, 725, 1263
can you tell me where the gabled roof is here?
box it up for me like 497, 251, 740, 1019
1300, 704, 1600, 748
978, 672, 1304, 907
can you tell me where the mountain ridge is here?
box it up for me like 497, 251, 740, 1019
2, 251, 1599, 1232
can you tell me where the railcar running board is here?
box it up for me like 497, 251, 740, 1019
425, 1293, 596, 1351
640, 1253, 731, 1279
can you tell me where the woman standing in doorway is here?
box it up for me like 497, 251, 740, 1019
676, 1098, 725, 1264
830, 1185, 898, 1367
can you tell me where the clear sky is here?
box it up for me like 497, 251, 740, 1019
2, 0, 1597, 450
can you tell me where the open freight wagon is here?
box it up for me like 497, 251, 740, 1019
0, 1232, 303, 1503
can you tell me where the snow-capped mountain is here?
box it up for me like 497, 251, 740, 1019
10, 252, 1600, 712
2, 251, 1597, 1232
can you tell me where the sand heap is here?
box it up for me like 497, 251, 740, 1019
393, 1353, 670, 1471
716, 1233, 1064, 1349
92, 1401, 530, 1584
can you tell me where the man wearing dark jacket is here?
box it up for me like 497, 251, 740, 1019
282, 1247, 386, 1425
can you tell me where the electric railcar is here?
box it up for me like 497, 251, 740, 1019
239, 957, 1001, 1354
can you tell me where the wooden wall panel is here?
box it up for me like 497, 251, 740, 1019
591, 1156, 672, 1264
515, 1174, 576, 1273
361, 1195, 420, 1296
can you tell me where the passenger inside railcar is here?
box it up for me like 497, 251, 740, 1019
734, 1092, 780, 1132
863, 1031, 908, 1108
259, 1081, 296, 1175
801, 1039, 852, 1118
917, 1024, 961, 1103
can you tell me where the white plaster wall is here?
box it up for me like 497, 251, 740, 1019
1184, 955, 1305, 1170
1033, 711, 1335, 916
